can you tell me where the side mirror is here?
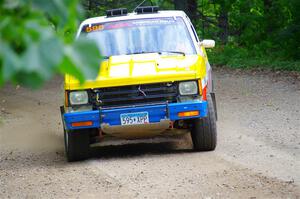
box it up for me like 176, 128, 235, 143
200, 40, 215, 48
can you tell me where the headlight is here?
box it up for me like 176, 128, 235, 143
179, 81, 198, 95
69, 91, 88, 105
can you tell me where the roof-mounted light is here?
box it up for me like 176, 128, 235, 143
106, 8, 128, 17
136, 6, 159, 14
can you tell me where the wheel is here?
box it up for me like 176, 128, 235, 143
190, 94, 217, 151
64, 129, 90, 162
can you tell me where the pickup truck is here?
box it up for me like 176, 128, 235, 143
61, 6, 217, 161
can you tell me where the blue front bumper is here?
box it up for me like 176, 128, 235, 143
63, 101, 208, 130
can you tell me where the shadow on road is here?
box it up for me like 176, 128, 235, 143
0, 139, 193, 170
89, 141, 193, 160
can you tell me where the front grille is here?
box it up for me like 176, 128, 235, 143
91, 82, 178, 108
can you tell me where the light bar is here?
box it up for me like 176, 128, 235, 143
106, 8, 128, 17
136, 6, 159, 14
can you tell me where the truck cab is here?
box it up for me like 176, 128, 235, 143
61, 7, 217, 161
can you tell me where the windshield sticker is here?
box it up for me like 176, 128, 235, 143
132, 19, 176, 26
84, 18, 177, 33
85, 24, 104, 33
105, 22, 131, 30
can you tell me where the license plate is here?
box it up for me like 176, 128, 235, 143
120, 112, 149, 125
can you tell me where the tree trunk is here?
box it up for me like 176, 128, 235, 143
187, 0, 198, 22
218, 5, 229, 44
174, 0, 198, 22
264, 0, 272, 10
264, 0, 273, 33
174, 0, 188, 11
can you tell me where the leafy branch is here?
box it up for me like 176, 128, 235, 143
0, 0, 102, 88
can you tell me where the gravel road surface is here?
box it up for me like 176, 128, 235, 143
0, 68, 299, 198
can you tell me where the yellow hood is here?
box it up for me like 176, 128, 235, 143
65, 54, 206, 90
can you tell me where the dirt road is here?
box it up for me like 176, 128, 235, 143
0, 68, 299, 198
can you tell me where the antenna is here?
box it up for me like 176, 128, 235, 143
133, 0, 147, 12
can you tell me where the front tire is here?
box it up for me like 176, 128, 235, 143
190, 94, 217, 151
64, 129, 90, 162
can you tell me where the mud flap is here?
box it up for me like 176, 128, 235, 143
210, 93, 218, 121
60, 106, 66, 131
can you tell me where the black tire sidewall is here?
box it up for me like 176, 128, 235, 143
64, 129, 90, 162
191, 94, 217, 151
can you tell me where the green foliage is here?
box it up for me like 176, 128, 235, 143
0, 0, 102, 88
208, 46, 300, 72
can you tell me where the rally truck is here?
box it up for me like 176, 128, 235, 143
61, 6, 217, 162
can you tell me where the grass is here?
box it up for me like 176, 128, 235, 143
207, 46, 300, 72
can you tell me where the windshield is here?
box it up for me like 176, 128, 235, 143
81, 17, 196, 57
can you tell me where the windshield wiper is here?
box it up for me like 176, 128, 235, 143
127, 51, 157, 55
126, 51, 185, 56
159, 51, 186, 56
